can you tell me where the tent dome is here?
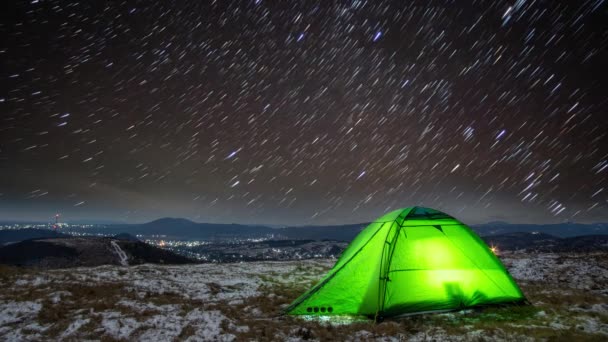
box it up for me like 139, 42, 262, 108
286, 207, 526, 318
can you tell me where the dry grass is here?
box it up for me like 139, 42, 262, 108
0, 272, 202, 340
522, 283, 607, 307
178, 323, 197, 339
1, 254, 607, 340
210, 273, 608, 341
0, 265, 22, 280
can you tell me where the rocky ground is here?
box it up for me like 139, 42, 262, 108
0, 251, 607, 341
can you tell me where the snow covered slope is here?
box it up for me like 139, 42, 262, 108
0, 252, 606, 341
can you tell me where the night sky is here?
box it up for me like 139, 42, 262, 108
1, 0, 606, 225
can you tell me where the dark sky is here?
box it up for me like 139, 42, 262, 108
1, 0, 606, 225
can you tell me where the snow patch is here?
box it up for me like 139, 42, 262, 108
48, 290, 71, 304
111, 240, 129, 266
185, 309, 235, 341
60, 318, 90, 338
0, 301, 42, 326
100, 311, 140, 339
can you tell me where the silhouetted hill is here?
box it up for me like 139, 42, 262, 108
67, 219, 128, 225
7, 219, 605, 243
483, 232, 561, 251
130, 219, 366, 241
145, 217, 198, 227
1, 231, 606, 266
176, 233, 608, 262
0, 228, 69, 245
549, 234, 608, 252
113, 233, 140, 241
472, 222, 608, 238
0, 237, 194, 268
482, 232, 608, 252
277, 222, 608, 242
280, 223, 368, 241
100, 218, 276, 240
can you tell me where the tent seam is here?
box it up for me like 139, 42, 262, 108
376, 208, 411, 318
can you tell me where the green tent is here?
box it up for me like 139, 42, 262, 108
287, 207, 526, 319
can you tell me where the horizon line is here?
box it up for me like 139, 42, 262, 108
1, 217, 606, 227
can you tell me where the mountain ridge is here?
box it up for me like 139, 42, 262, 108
2, 219, 607, 243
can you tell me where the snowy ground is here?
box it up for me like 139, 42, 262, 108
0, 252, 607, 341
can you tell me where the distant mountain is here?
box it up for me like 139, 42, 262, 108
124, 220, 367, 241
67, 219, 128, 225
1, 231, 606, 266
472, 222, 608, 238
483, 221, 510, 225
556, 235, 608, 252
279, 223, 368, 241
173, 233, 608, 262
92, 218, 277, 240
145, 217, 198, 227
113, 233, 140, 241
0, 237, 194, 268
6, 219, 605, 243
482, 232, 608, 253
0, 228, 69, 245
483, 232, 561, 251
277, 221, 608, 242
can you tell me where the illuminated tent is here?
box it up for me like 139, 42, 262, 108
286, 207, 526, 319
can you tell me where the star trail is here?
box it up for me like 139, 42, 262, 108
1, 0, 606, 225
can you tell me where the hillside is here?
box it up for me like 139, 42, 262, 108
0, 228, 69, 245
485, 233, 608, 252
3, 220, 607, 243
0, 251, 606, 340
474, 222, 608, 238
0, 237, 194, 268
92, 218, 276, 240
175, 233, 608, 262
